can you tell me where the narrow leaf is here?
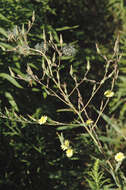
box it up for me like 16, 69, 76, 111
0, 27, 8, 37
56, 25, 79, 31
0, 73, 23, 88
0, 13, 10, 22
57, 123, 85, 131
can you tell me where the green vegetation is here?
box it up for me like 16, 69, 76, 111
0, 0, 126, 189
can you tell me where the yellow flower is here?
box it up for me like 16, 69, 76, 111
38, 115, 47, 125
61, 140, 70, 151
86, 119, 93, 125
64, 140, 70, 147
104, 90, 114, 98
115, 152, 125, 162
66, 148, 73, 158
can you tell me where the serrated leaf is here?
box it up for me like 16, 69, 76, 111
0, 73, 23, 88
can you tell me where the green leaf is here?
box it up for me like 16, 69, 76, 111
57, 123, 85, 131
0, 13, 10, 22
0, 73, 23, 88
0, 27, 8, 38
32, 88, 40, 92
5, 92, 19, 111
57, 108, 75, 112
95, 109, 126, 140
61, 55, 73, 60
56, 25, 79, 31
0, 42, 13, 50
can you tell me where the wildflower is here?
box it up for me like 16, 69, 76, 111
7, 26, 22, 41
18, 44, 30, 55
86, 119, 93, 125
57, 133, 74, 158
35, 41, 48, 53
115, 152, 125, 162
104, 90, 114, 98
62, 44, 76, 56
57, 132, 64, 145
38, 115, 47, 125
66, 148, 73, 158
61, 140, 70, 151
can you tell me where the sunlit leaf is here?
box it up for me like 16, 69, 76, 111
0, 13, 10, 22
56, 25, 79, 31
57, 123, 85, 131
0, 73, 23, 88
0, 27, 8, 37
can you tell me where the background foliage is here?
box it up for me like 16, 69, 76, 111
0, 0, 126, 189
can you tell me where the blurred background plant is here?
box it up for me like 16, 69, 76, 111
0, 0, 126, 189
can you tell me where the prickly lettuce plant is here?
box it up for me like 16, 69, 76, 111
0, 13, 126, 189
